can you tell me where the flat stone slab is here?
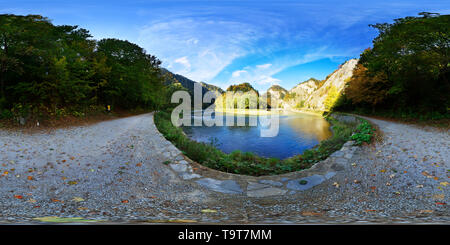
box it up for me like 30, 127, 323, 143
258, 180, 284, 187
196, 178, 243, 194
169, 163, 188, 173
247, 187, 288, 197
286, 174, 326, 191
181, 173, 202, 180
324, 172, 336, 179
247, 182, 270, 191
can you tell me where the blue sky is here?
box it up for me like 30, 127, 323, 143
1, 0, 449, 91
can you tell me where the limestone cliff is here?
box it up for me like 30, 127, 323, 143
283, 78, 320, 109
213, 59, 358, 112
303, 59, 358, 111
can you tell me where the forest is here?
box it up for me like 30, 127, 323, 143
0, 14, 167, 121
335, 14, 450, 119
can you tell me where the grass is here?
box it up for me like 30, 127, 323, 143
154, 111, 374, 176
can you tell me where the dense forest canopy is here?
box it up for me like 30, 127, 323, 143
226, 82, 259, 95
337, 14, 450, 118
0, 14, 166, 120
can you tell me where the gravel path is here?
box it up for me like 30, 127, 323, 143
0, 113, 448, 223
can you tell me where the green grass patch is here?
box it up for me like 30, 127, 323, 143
154, 111, 373, 176
351, 119, 375, 145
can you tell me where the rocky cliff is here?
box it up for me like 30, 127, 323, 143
303, 59, 358, 111
212, 58, 358, 112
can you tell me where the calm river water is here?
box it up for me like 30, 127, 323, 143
182, 111, 332, 159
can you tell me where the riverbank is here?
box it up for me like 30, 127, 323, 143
0, 112, 448, 224
213, 108, 324, 117
154, 110, 373, 176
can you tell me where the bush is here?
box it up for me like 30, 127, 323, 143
351, 119, 375, 145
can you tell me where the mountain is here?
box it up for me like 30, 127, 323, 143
212, 59, 358, 112
304, 59, 358, 111
200, 82, 225, 96
264, 85, 288, 108
215, 83, 260, 109
283, 78, 321, 109
160, 68, 224, 107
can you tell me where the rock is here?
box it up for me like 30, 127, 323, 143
196, 178, 243, 194
181, 173, 202, 180
247, 182, 270, 191
169, 163, 188, 173
324, 172, 336, 179
258, 180, 284, 187
247, 187, 287, 197
330, 151, 345, 158
178, 160, 188, 165
344, 153, 353, 159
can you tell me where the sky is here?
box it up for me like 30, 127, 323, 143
1, 0, 449, 92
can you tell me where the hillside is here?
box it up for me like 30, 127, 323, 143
212, 59, 358, 112
283, 78, 321, 109
304, 59, 358, 111
160, 68, 224, 107
215, 83, 260, 109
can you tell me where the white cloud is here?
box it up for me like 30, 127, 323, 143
256, 75, 280, 85
138, 18, 264, 81
231, 70, 247, 78
256, 63, 272, 69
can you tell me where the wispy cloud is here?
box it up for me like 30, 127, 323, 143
137, 17, 268, 82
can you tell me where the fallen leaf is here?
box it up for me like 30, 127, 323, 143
301, 211, 322, 216
70, 157, 75, 160
435, 202, 446, 205
121, 200, 129, 203
365, 209, 376, 212
27, 176, 33, 180
353, 180, 361, 184
14, 195, 23, 199
440, 182, 449, 187
77, 207, 89, 211
422, 171, 432, 177
27, 198, 37, 203
370, 186, 376, 190
33, 216, 99, 223
419, 210, 433, 214
201, 209, 217, 213
136, 163, 142, 167
433, 194, 445, 200
386, 182, 391, 186
67, 181, 78, 185
380, 169, 386, 173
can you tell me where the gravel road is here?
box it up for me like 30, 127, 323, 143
0, 113, 448, 223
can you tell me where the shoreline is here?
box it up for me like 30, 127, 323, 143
213, 108, 324, 116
